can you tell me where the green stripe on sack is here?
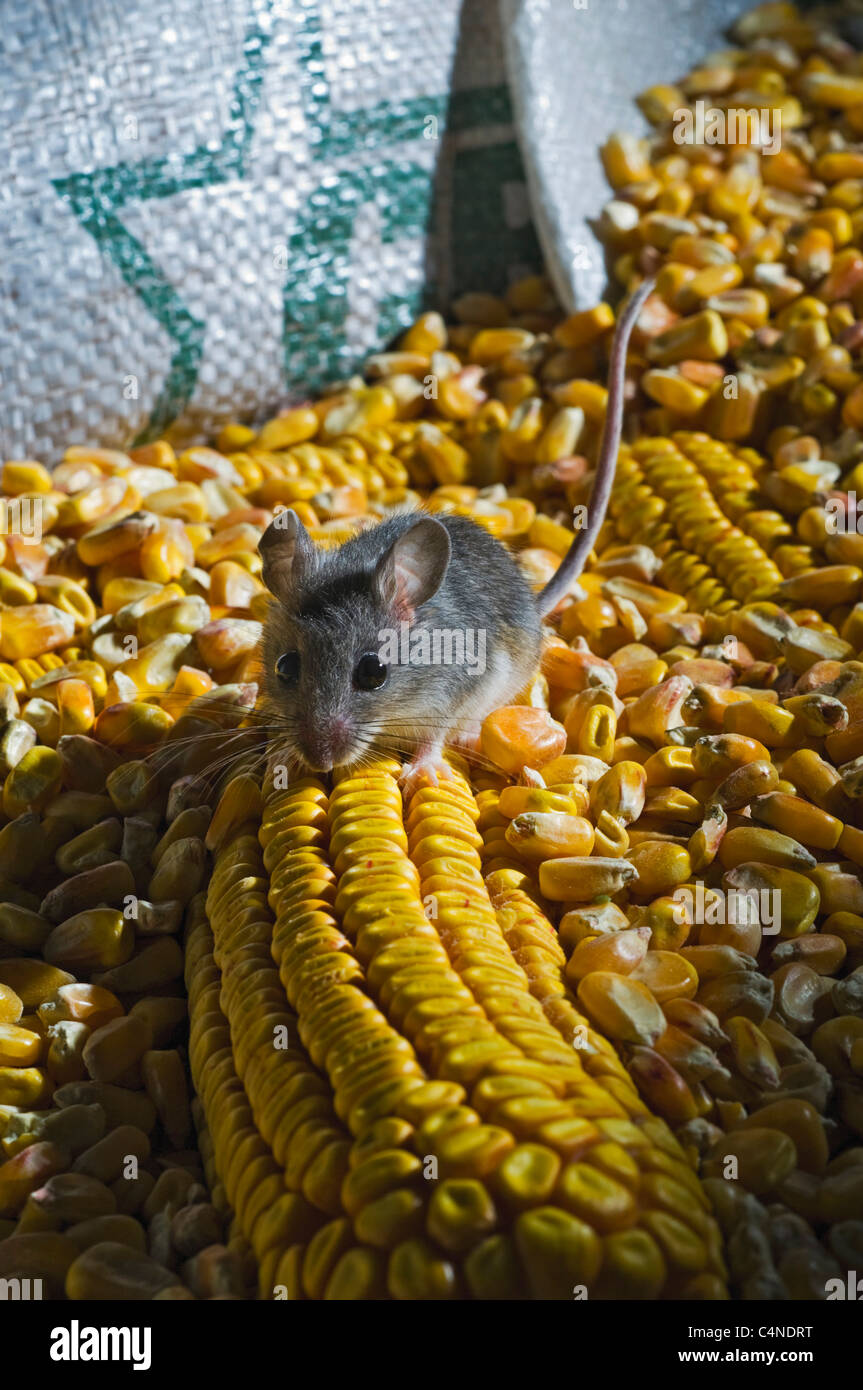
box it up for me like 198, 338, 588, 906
85, 215, 206, 445
451, 142, 543, 297
282, 162, 434, 394
447, 86, 514, 131
52, 0, 276, 443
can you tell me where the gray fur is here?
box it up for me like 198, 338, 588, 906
258, 277, 654, 771
260, 511, 542, 771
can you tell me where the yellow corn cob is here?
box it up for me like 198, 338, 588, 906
180, 762, 728, 1299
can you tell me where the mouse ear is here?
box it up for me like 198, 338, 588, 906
258, 509, 316, 602
374, 516, 451, 617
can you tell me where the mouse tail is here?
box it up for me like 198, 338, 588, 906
535, 274, 657, 619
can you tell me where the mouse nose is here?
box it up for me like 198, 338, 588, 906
300, 741, 334, 773
302, 718, 352, 772
305, 759, 333, 773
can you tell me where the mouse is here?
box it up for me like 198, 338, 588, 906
257, 274, 654, 795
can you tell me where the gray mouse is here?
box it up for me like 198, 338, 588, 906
258, 275, 653, 794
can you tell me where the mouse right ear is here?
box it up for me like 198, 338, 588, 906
259, 509, 316, 602
374, 516, 452, 617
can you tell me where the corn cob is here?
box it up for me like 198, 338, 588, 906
182, 757, 725, 1299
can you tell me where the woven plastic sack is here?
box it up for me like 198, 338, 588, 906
0, 0, 542, 464
501, 0, 756, 313
502, 0, 838, 313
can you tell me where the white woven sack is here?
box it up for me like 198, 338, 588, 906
0, 0, 543, 463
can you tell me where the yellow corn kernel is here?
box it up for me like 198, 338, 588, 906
0, 1022, 43, 1066
55, 679, 96, 737
0, 606, 77, 661
549, 379, 608, 422
643, 746, 697, 787
539, 856, 637, 902
589, 761, 647, 824
500, 398, 546, 465
749, 791, 843, 851
630, 949, 698, 1004
627, 842, 692, 896
723, 698, 796, 747
256, 408, 319, 451
0, 1065, 53, 1108
717, 826, 815, 873
93, 701, 173, 753
399, 312, 447, 354
3, 747, 63, 817
44, 910, 134, 973
646, 312, 729, 366
554, 304, 615, 350
576, 973, 665, 1046
641, 370, 710, 416
800, 72, 863, 108
413, 424, 470, 485
565, 928, 650, 983
504, 812, 595, 862
601, 132, 652, 188
0, 568, 38, 606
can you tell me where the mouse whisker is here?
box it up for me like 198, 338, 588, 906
183, 745, 273, 801
144, 727, 265, 763
142, 691, 258, 705
177, 733, 262, 778
369, 728, 483, 739
142, 700, 263, 723
128, 729, 272, 800
153, 720, 297, 755
134, 729, 264, 757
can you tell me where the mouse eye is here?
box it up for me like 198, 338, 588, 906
354, 653, 388, 691
275, 651, 300, 683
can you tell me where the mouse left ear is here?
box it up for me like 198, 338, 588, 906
374, 516, 451, 617
259, 509, 316, 602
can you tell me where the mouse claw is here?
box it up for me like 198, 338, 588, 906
398, 750, 457, 803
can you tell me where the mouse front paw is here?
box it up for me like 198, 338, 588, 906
398, 749, 457, 802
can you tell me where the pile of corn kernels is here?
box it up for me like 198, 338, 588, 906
3, 0, 863, 1299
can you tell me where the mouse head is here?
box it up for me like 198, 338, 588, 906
259, 509, 451, 771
